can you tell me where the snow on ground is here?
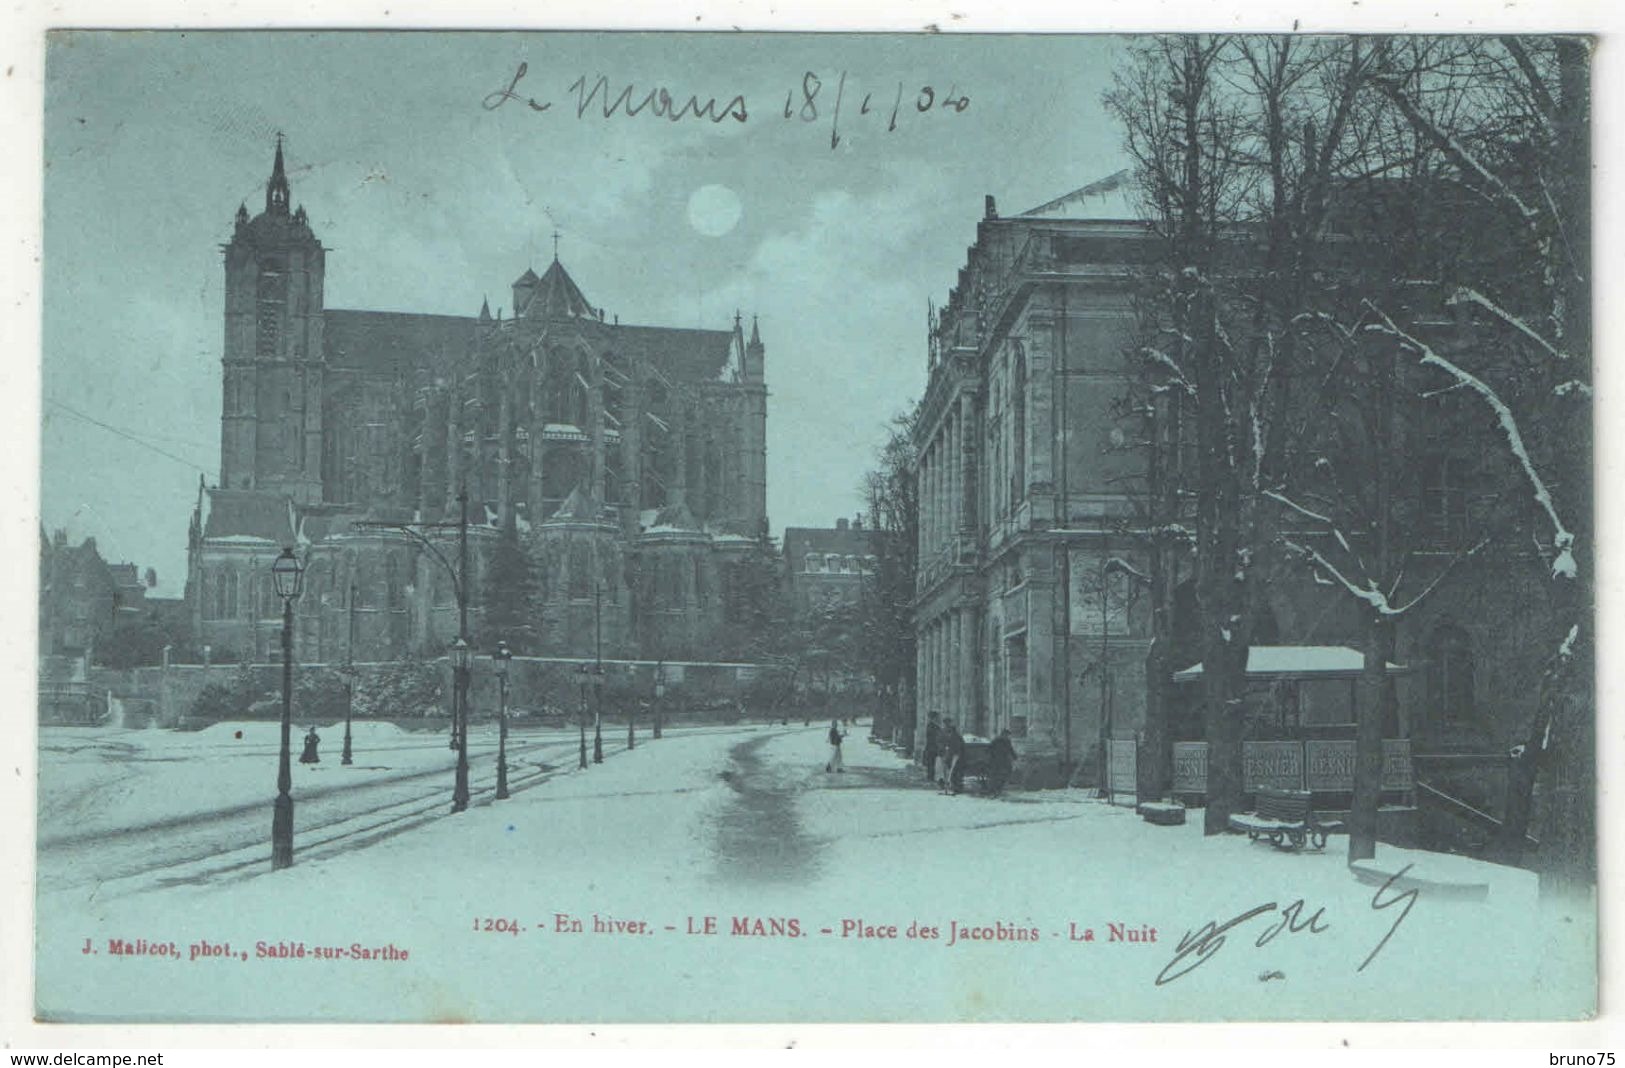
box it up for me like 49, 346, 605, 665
34, 723, 1594, 1023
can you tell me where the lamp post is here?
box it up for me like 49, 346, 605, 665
451, 636, 472, 812
342, 583, 356, 766
592, 582, 604, 764
270, 547, 304, 871
353, 486, 471, 812
494, 640, 513, 800
576, 665, 589, 770
653, 660, 664, 740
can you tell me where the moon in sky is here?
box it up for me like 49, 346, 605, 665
687, 184, 743, 237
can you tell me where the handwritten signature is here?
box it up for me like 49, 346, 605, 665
1155, 864, 1418, 986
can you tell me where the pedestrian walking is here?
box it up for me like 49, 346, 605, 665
826, 719, 846, 773
923, 714, 941, 784
299, 726, 321, 765
987, 728, 1017, 796
941, 720, 965, 795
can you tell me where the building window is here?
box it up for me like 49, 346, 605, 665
569, 542, 590, 599
386, 554, 405, 610
804, 553, 821, 573
1421, 454, 1469, 547
825, 554, 840, 572
1427, 624, 1476, 726
256, 265, 285, 358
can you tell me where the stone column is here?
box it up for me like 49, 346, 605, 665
921, 448, 932, 556
914, 632, 927, 758
443, 377, 463, 516
960, 605, 981, 735
589, 354, 606, 504
1025, 316, 1055, 524
620, 372, 642, 513
496, 357, 513, 526
528, 357, 547, 522
960, 392, 978, 536
671, 399, 689, 511
1025, 548, 1058, 762
694, 399, 710, 524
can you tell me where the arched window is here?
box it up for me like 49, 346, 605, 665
569, 541, 590, 599
386, 554, 404, 610
1428, 624, 1476, 726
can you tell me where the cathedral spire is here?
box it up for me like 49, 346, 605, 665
749, 315, 761, 347
266, 132, 291, 216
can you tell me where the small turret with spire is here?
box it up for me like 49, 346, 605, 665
744, 314, 764, 384
266, 133, 291, 217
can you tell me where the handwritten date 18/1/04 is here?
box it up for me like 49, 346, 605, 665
786, 71, 970, 149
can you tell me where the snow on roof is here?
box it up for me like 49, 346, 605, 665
208, 534, 280, 545
1172, 645, 1409, 683
1020, 169, 1143, 222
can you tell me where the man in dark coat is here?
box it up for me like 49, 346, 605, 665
922, 714, 941, 784
987, 728, 1017, 796
941, 720, 966, 795
299, 726, 321, 764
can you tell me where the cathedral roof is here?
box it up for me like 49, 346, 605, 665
324, 309, 478, 374
610, 324, 735, 382
515, 259, 599, 321
202, 489, 297, 544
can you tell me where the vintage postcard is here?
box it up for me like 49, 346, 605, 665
32, 29, 1597, 1024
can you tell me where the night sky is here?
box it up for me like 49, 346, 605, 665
42, 31, 1129, 593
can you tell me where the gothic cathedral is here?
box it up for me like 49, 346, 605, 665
186, 140, 770, 664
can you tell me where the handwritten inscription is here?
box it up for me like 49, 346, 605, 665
483, 63, 970, 149
1155, 865, 1419, 986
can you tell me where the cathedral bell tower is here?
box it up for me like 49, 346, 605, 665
219, 135, 326, 504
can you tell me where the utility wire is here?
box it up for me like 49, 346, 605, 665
44, 397, 213, 474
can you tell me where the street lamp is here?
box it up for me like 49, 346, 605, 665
576, 663, 589, 769
450, 636, 472, 813
653, 660, 665, 740
592, 582, 604, 764
341, 584, 357, 766
270, 547, 304, 871
493, 640, 513, 800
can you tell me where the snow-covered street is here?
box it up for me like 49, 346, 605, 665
35, 721, 1594, 1023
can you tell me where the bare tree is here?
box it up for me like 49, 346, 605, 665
1358, 37, 1592, 891
858, 407, 921, 744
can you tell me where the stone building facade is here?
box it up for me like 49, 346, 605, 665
782, 516, 885, 617
187, 140, 770, 665
915, 174, 1551, 793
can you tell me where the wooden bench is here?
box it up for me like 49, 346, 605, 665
1228, 788, 1342, 850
